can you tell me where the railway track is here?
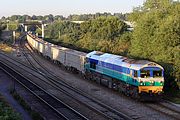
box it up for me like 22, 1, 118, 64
12, 33, 131, 120
4, 49, 179, 120
145, 102, 180, 120
19, 35, 39, 69
21, 35, 133, 120
0, 60, 88, 120
24, 42, 180, 120
0, 34, 133, 119
0, 33, 179, 120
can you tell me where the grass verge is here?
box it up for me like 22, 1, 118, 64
10, 90, 44, 120
0, 93, 21, 120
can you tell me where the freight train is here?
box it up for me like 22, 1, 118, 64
27, 32, 164, 100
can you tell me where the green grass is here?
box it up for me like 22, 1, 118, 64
0, 94, 21, 120
11, 90, 43, 120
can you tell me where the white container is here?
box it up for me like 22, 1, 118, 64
65, 49, 86, 72
44, 42, 51, 57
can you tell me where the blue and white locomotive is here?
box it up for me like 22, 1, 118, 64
85, 51, 164, 99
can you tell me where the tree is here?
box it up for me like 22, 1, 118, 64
129, 0, 180, 91
45, 15, 130, 56
9, 15, 18, 21
80, 16, 128, 40
31, 15, 37, 20
143, 0, 173, 10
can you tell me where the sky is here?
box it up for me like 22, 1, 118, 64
0, 0, 145, 18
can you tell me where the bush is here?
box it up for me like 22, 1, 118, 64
0, 95, 21, 120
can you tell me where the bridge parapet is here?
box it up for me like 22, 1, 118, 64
20, 21, 46, 38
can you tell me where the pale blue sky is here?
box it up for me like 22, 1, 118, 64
0, 0, 145, 18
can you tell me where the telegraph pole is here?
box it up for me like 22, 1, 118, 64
42, 24, 44, 39
6, 20, 9, 31
25, 25, 28, 32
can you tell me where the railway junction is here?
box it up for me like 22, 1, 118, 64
0, 31, 179, 120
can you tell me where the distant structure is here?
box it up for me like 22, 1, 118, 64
71, 21, 85, 24
71, 20, 134, 31
20, 21, 46, 38
123, 21, 135, 31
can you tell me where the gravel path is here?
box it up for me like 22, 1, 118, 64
0, 69, 32, 120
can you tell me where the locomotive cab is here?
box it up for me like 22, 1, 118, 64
138, 65, 164, 96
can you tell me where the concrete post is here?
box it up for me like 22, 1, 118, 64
6, 20, 9, 31
42, 24, 44, 39
25, 25, 28, 32
13, 31, 16, 41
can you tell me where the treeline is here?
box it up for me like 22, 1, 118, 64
0, 13, 128, 31
67, 13, 127, 21
0, 12, 127, 23
0, 21, 18, 31
44, 0, 180, 92
45, 16, 131, 55
0, 22, 6, 36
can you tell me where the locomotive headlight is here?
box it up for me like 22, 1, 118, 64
140, 81, 143, 85
150, 81, 154, 83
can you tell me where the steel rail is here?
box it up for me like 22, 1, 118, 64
23, 40, 133, 120
0, 60, 88, 120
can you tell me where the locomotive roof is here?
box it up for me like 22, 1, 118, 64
86, 51, 163, 70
